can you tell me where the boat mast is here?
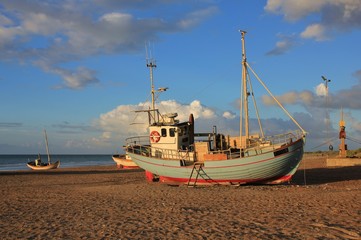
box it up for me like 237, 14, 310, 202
147, 60, 156, 114
146, 46, 157, 125
44, 129, 51, 164
240, 30, 249, 148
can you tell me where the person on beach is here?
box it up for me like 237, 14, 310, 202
35, 154, 41, 166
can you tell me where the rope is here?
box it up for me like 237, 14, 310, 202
303, 162, 307, 186
346, 136, 361, 145
246, 62, 307, 135
302, 137, 337, 186
309, 137, 337, 151
301, 137, 340, 186
246, 71, 265, 138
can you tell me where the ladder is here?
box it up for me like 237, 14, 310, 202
187, 162, 214, 187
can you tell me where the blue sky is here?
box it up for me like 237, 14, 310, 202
1, 0, 361, 154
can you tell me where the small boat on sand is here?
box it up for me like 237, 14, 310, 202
27, 158, 60, 170
125, 31, 306, 186
27, 130, 60, 170
112, 154, 138, 169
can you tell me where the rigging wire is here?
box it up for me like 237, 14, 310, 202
302, 136, 337, 186
303, 136, 338, 186
346, 136, 361, 145
302, 160, 307, 186
246, 71, 265, 138
246, 62, 306, 134
309, 137, 338, 151
130, 94, 152, 125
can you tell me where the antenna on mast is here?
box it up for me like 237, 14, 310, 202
321, 75, 332, 151
141, 42, 169, 125
145, 42, 157, 119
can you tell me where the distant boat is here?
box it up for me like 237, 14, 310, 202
27, 130, 60, 170
112, 153, 138, 169
125, 31, 306, 186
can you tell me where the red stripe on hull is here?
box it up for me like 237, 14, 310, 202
116, 164, 139, 169
159, 174, 294, 185
122, 166, 140, 169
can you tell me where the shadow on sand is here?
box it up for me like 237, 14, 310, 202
292, 166, 361, 185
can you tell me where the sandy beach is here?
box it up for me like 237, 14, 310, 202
0, 155, 360, 239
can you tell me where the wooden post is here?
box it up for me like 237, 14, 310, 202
338, 110, 347, 158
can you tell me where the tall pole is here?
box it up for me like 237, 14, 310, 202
147, 59, 157, 124
44, 129, 51, 164
322, 76, 331, 150
322, 76, 331, 93
240, 30, 249, 148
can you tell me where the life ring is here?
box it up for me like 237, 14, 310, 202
150, 131, 161, 143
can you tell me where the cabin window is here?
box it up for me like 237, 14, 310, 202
178, 128, 183, 136
161, 128, 167, 137
170, 128, 176, 137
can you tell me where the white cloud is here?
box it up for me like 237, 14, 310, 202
301, 24, 329, 41
315, 83, 328, 97
262, 91, 315, 106
265, 0, 361, 42
100, 12, 133, 25
177, 6, 219, 29
299, 91, 314, 105
347, 111, 361, 132
23, 12, 64, 35
0, 14, 13, 26
223, 111, 236, 119
0, 0, 218, 89
188, 100, 216, 119
91, 99, 222, 146
56, 67, 99, 89
0, 26, 22, 48
94, 99, 216, 135
262, 92, 295, 105
265, 0, 327, 21
266, 34, 298, 55
262, 72, 361, 111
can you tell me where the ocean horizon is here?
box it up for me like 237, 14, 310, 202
0, 154, 116, 171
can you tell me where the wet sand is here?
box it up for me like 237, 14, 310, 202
0, 155, 360, 239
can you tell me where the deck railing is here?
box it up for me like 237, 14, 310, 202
125, 136, 150, 146
256, 130, 304, 148
125, 130, 304, 160
125, 143, 194, 161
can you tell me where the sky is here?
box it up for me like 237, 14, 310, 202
1, 0, 361, 154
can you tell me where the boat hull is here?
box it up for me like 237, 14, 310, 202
112, 155, 139, 169
127, 138, 304, 185
27, 161, 60, 170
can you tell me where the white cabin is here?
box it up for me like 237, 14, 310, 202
149, 113, 194, 152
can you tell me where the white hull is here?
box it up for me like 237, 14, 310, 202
112, 154, 138, 169
27, 160, 60, 170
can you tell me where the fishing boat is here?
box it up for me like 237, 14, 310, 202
125, 31, 306, 186
112, 153, 138, 169
27, 130, 60, 170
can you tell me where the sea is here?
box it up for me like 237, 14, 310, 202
0, 154, 115, 171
